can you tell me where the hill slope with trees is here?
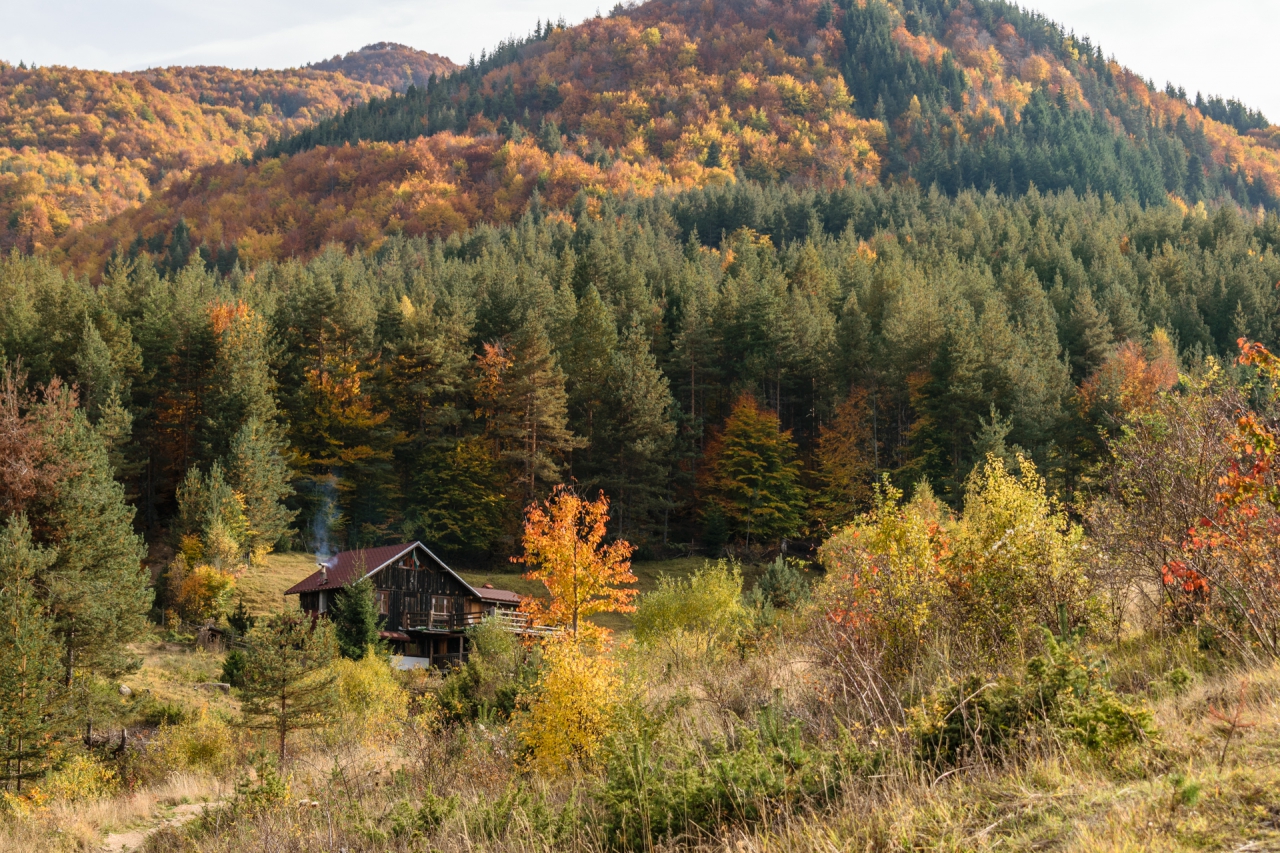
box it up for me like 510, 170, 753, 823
306, 42, 459, 92
51, 0, 1280, 277
0, 61, 405, 254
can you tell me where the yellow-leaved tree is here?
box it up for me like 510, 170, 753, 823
516, 636, 620, 776
515, 485, 637, 638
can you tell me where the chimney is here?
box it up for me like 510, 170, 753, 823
318, 564, 328, 585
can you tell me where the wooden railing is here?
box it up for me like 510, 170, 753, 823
402, 610, 559, 636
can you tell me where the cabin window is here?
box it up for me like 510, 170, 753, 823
376, 591, 390, 616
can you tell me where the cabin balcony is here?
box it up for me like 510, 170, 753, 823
403, 610, 558, 635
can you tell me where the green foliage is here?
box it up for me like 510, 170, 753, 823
328, 577, 383, 660
438, 615, 539, 722
753, 556, 811, 609
176, 461, 249, 570
912, 631, 1155, 768
633, 560, 748, 660
221, 649, 248, 689
0, 514, 67, 789
462, 783, 580, 844
598, 708, 878, 850
388, 790, 460, 839
239, 608, 338, 762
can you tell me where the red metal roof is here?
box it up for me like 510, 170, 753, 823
380, 630, 411, 642
283, 543, 417, 595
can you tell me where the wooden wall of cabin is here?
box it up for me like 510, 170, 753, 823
370, 548, 473, 632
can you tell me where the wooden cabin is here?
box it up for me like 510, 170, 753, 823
284, 541, 535, 668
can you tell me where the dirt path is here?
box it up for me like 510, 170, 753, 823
99, 801, 217, 853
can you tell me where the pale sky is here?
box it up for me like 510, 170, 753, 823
2, 0, 1276, 122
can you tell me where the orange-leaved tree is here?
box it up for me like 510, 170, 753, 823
515, 485, 637, 638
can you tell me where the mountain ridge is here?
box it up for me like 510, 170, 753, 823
14, 0, 1280, 274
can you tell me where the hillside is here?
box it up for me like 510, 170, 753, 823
307, 42, 460, 92
0, 61, 393, 252
50, 0, 1280, 276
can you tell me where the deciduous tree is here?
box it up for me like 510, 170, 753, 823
516, 485, 637, 638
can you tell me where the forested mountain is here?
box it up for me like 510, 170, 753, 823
5, 182, 1279, 559
0, 62, 395, 253
51, 0, 1280, 277
307, 43, 459, 92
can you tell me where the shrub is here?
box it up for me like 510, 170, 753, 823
330, 651, 409, 746
633, 560, 748, 662
911, 631, 1154, 768
34, 752, 117, 801
438, 615, 539, 722
149, 709, 237, 776
815, 479, 950, 690
948, 455, 1090, 662
221, 649, 247, 688
516, 638, 620, 776
753, 556, 811, 609
173, 562, 237, 623
598, 709, 878, 850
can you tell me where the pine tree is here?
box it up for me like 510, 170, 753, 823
562, 285, 618, 472
240, 608, 338, 763
600, 321, 675, 542
43, 410, 151, 685
476, 322, 582, 502
329, 576, 382, 660
1065, 287, 1115, 381
0, 515, 65, 792
703, 394, 807, 546
226, 418, 296, 563
176, 461, 249, 570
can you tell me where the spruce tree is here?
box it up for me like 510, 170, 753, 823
226, 418, 296, 562
329, 577, 382, 660
703, 394, 807, 546
240, 608, 338, 763
601, 321, 675, 542
476, 321, 582, 502
43, 410, 150, 686
0, 515, 66, 792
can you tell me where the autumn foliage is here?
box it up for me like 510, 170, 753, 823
0, 62, 388, 252
516, 485, 637, 638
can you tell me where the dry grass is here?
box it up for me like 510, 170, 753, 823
236, 551, 318, 615
10, 644, 1280, 852
130, 640, 238, 716
0, 772, 223, 853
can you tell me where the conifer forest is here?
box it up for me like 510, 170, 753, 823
4, 1, 1280, 850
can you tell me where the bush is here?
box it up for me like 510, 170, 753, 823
330, 651, 409, 746
462, 783, 579, 843
911, 631, 1154, 768
753, 556, 811, 609
516, 638, 620, 776
948, 456, 1090, 662
35, 753, 117, 801
438, 615, 539, 723
598, 709, 878, 850
222, 648, 247, 688
633, 560, 748, 663
149, 709, 237, 775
